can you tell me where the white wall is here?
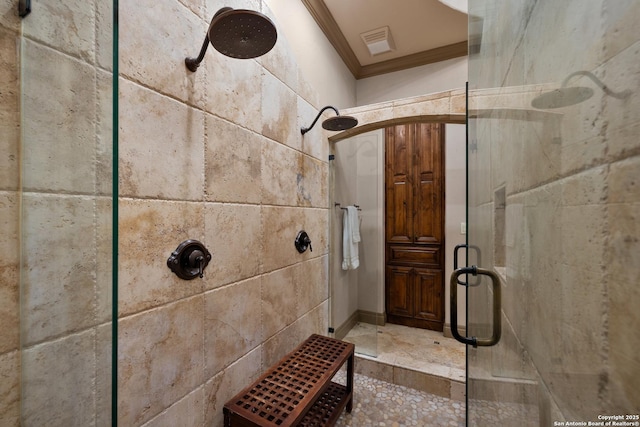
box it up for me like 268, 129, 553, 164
264, 0, 357, 109
356, 56, 468, 106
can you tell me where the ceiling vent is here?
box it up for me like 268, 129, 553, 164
360, 26, 395, 56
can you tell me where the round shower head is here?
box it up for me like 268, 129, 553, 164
208, 8, 277, 59
322, 115, 358, 131
531, 86, 594, 109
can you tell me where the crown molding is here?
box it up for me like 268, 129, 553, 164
302, 0, 468, 80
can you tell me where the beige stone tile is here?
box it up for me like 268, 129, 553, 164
178, 0, 206, 20
22, 40, 96, 194
96, 70, 114, 196
607, 154, 640, 412
206, 0, 260, 20
450, 381, 466, 401
0, 26, 19, 192
23, 0, 96, 63
204, 346, 262, 427
603, 0, 640, 62
293, 300, 329, 343
299, 98, 329, 162
262, 71, 299, 150
118, 199, 204, 315
205, 115, 263, 204
201, 25, 263, 132
203, 203, 261, 289
95, 0, 113, 70
297, 68, 320, 110
258, 5, 298, 92
394, 367, 451, 398
0, 0, 20, 31
599, 41, 639, 157
261, 206, 306, 272
608, 120, 640, 164
119, 79, 205, 200
261, 322, 300, 368
143, 387, 205, 427
95, 198, 113, 324
261, 138, 302, 206
21, 194, 98, 345
393, 95, 451, 119
120, 0, 207, 107
298, 154, 328, 208
262, 266, 298, 339
294, 255, 328, 318
0, 192, 19, 354
22, 330, 96, 426
0, 350, 19, 426
118, 296, 205, 426
304, 207, 329, 256
96, 323, 113, 427
204, 277, 262, 377
354, 357, 393, 383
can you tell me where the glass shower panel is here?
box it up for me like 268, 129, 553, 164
330, 130, 384, 358
19, 1, 115, 425
465, 0, 639, 424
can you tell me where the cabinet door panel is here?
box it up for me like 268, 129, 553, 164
385, 265, 413, 318
385, 125, 413, 243
414, 123, 444, 244
413, 268, 443, 324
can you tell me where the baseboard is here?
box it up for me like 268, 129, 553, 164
333, 311, 359, 340
333, 310, 386, 340
357, 309, 386, 326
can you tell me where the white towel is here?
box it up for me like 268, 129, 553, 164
342, 206, 360, 270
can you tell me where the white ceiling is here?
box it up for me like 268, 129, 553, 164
303, 0, 469, 79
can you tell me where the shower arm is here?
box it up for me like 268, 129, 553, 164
301, 106, 340, 135
562, 70, 631, 99
185, 36, 211, 72
185, 7, 232, 72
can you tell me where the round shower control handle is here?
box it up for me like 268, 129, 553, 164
295, 231, 312, 253
167, 240, 212, 280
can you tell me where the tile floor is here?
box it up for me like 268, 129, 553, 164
336, 323, 467, 426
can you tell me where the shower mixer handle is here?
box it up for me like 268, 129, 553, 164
167, 240, 212, 280
295, 231, 312, 253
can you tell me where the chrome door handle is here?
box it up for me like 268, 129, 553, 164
450, 266, 501, 347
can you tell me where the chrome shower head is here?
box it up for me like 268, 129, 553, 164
301, 106, 358, 135
531, 70, 631, 109
185, 7, 277, 72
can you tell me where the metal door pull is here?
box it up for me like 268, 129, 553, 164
450, 266, 501, 347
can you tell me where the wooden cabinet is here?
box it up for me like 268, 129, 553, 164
385, 123, 445, 331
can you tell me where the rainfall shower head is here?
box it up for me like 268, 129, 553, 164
185, 7, 277, 72
531, 70, 631, 109
301, 106, 358, 135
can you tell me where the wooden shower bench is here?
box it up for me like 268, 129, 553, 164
223, 334, 355, 426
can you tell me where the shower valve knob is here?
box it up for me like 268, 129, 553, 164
295, 231, 312, 253
167, 240, 212, 280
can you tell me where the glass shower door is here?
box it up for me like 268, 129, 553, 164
459, 0, 640, 425
18, 1, 117, 424
330, 130, 384, 358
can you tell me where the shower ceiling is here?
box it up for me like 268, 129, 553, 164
302, 0, 468, 79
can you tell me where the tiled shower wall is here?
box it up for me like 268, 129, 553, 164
118, 0, 330, 425
0, 0, 21, 424
1, 0, 332, 425
468, 0, 639, 421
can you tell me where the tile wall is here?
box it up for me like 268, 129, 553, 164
1, 0, 332, 425
467, 0, 640, 423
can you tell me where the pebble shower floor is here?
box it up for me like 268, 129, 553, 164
334, 373, 465, 427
